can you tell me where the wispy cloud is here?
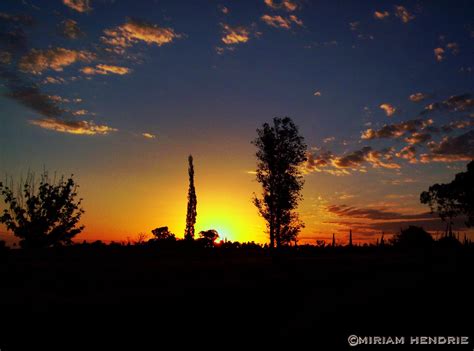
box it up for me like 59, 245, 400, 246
6, 86, 64, 117
434, 47, 445, 62
394, 5, 415, 23
361, 119, 431, 140
349, 21, 359, 31
421, 94, 473, 114
62, 0, 92, 13
30, 118, 117, 135
19, 48, 94, 75
218, 5, 229, 15
305, 147, 400, 175
42, 76, 66, 84
379, 103, 397, 117
323, 136, 335, 143
327, 204, 433, 221
81, 64, 131, 75
420, 130, 474, 163
395, 145, 418, 163
102, 19, 181, 53
405, 132, 432, 145
72, 109, 89, 116
261, 15, 292, 29
221, 24, 251, 45
142, 132, 156, 139
264, 0, 298, 12
59, 19, 84, 39
409, 92, 429, 102
374, 11, 390, 20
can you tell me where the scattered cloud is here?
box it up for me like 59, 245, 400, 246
394, 5, 415, 23
19, 48, 94, 75
334, 147, 400, 170
142, 132, 156, 139
102, 19, 181, 52
395, 145, 417, 163
420, 130, 474, 163
72, 109, 89, 116
42, 76, 66, 84
5, 86, 64, 117
215, 46, 236, 55
62, 0, 92, 13
409, 92, 429, 102
306, 147, 400, 175
0, 51, 12, 64
59, 19, 84, 39
30, 118, 117, 135
261, 15, 291, 29
81, 64, 131, 75
434, 47, 445, 62
289, 15, 303, 26
264, 0, 298, 12
304, 41, 338, 49
374, 11, 390, 20
379, 103, 397, 117
349, 21, 359, 31
361, 119, 431, 140
0, 12, 33, 25
313, 91, 321, 96
421, 94, 473, 114
219, 5, 229, 15
405, 132, 431, 145
323, 136, 335, 143
382, 178, 417, 185
48, 95, 70, 103
304, 150, 336, 173
221, 24, 251, 45
433, 42, 458, 62
441, 119, 474, 133
446, 42, 459, 55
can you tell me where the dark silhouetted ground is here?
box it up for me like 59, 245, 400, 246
0, 245, 473, 350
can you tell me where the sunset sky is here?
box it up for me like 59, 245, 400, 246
1, 0, 473, 245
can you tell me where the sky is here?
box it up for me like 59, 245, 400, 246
0, 0, 473, 245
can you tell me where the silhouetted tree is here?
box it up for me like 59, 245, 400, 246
420, 160, 474, 232
390, 226, 433, 249
332, 233, 336, 247
184, 155, 197, 240
279, 211, 303, 246
0, 171, 84, 248
252, 117, 307, 249
198, 229, 219, 247
348, 229, 353, 247
151, 226, 175, 241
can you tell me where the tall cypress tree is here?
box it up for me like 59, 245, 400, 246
184, 155, 197, 240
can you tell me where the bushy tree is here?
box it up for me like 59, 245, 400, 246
390, 226, 433, 249
420, 160, 474, 230
0, 172, 84, 248
198, 229, 219, 247
252, 117, 307, 249
151, 226, 175, 241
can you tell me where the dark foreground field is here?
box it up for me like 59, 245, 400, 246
0, 246, 473, 350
